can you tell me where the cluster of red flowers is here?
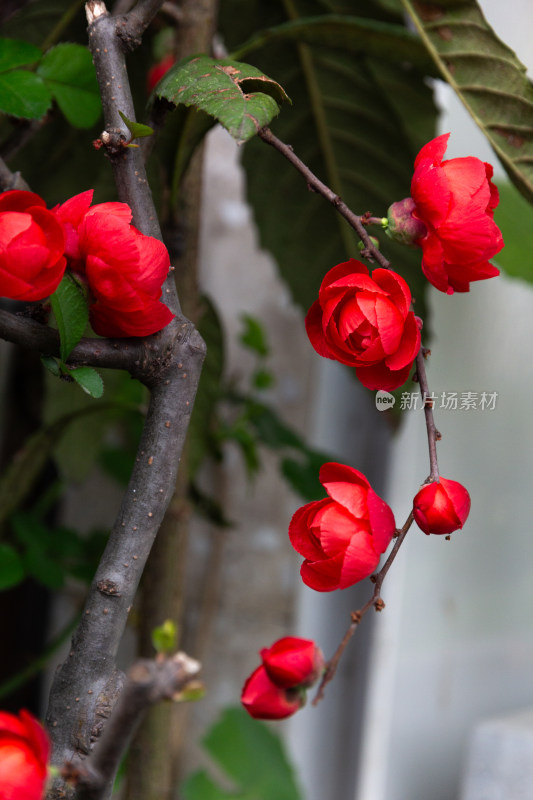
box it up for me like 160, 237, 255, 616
242, 133, 498, 720
0, 189, 174, 338
0, 710, 49, 800
241, 637, 324, 719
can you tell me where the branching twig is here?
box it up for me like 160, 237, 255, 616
258, 126, 391, 269
0, 156, 30, 192
415, 346, 440, 481
72, 654, 201, 800
313, 511, 414, 705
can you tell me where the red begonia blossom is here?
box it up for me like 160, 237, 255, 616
413, 477, 471, 535
408, 133, 503, 294
260, 636, 324, 689
241, 666, 304, 720
0, 191, 66, 302
305, 259, 420, 390
54, 190, 174, 337
0, 709, 50, 800
289, 462, 396, 591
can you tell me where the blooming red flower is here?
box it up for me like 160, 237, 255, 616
413, 477, 471, 535
409, 133, 503, 294
305, 259, 420, 390
260, 637, 324, 689
0, 709, 49, 800
289, 462, 396, 591
0, 191, 66, 301
54, 190, 174, 337
241, 666, 304, 720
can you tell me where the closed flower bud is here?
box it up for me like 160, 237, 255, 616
260, 637, 325, 689
241, 666, 305, 720
413, 477, 471, 535
386, 197, 427, 246
0, 709, 50, 800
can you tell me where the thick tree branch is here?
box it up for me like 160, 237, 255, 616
44, 3, 205, 798
71, 654, 201, 800
258, 126, 391, 269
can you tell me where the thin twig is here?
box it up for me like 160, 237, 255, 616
313, 511, 414, 705
258, 126, 391, 269
415, 346, 440, 481
0, 157, 30, 192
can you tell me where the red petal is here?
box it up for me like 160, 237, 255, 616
366, 489, 396, 553
305, 300, 334, 359
338, 533, 380, 588
414, 133, 450, 169
288, 499, 330, 560
355, 359, 413, 391
320, 462, 370, 517
384, 311, 420, 371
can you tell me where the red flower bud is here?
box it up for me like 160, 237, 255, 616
289, 463, 396, 591
305, 259, 420, 391
0, 709, 50, 800
409, 133, 503, 294
54, 190, 174, 337
386, 197, 427, 246
0, 191, 66, 301
413, 477, 471, 535
241, 666, 304, 720
260, 636, 325, 689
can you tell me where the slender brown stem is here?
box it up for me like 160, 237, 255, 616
415, 347, 440, 481
312, 512, 414, 705
258, 126, 391, 270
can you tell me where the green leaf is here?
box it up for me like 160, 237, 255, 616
493, 182, 533, 282
0, 38, 42, 72
41, 355, 61, 377
239, 313, 269, 356
182, 771, 232, 800
0, 544, 25, 590
200, 707, 302, 800
70, 367, 104, 398
156, 55, 290, 144
37, 43, 101, 128
50, 272, 89, 362
118, 110, 154, 140
219, 3, 436, 316
402, 0, 533, 204
0, 69, 51, 118
246, 401, 304, 450
281, 451, 330, 502
152, 619, 178, 654
252, 368, 274, 390
232, 15, 436, 73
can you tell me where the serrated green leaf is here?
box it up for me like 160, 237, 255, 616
201, 707, 302, 800
50, 272, 88, 362
0, 38, 42, 72
0, 544, 25, 590
402, 0, 533, 204
70, 367, 104, 398
232, 14, 436, 73
219, 3, 436, 317
0, 69, 51, 118
156, 55, 290, 144
37, 43, 101, 128
493, 182, 533, 282
118, 109, 154, 140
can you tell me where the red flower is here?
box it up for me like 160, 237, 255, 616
260, 637, 324, 689
413, 477, 471, 535
305, 259, 420, 390
0, 191, 66, 301
54, 190, 174, 337
241, 666, 304, 720
147, 54, 176, 94
289, 463, 396, 591
0, 709, 49, 800
410, 133, 503, 294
